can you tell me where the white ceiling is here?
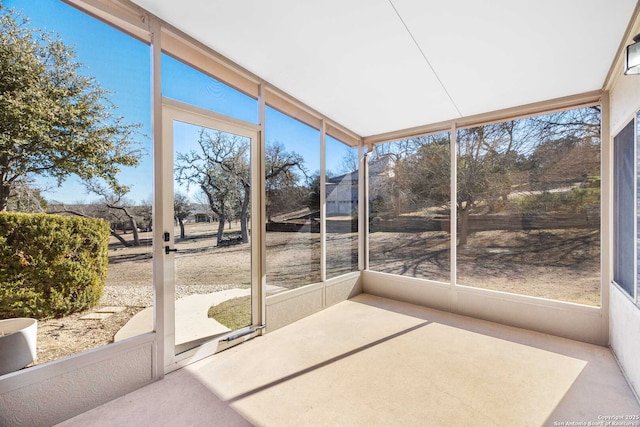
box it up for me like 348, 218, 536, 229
132, 0, 636, 137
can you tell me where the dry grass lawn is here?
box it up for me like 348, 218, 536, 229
368, 228, 600, 306
34, 221, 600, 366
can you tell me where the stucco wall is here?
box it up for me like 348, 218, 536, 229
609, 284, 640, 398
266, 273, 361, 332
363, 271, 607, 345
0, 336, 154, 427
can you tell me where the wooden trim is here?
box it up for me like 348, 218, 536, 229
264, 87, 322, 130
364, 91, 602, 145
363, 120, 453, 145
326, 123, 361, 148
160, 29, 260, 99
264, 85, 362, 146
67, 0, 362, 146
162, 97, 260, 133
62, 0, 150, 43
454, 91, 602, 130
604, 1, 640, 91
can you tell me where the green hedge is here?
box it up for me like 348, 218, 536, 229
0, 212, 110, 319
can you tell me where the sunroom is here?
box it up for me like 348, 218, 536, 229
1, 0, 640, 425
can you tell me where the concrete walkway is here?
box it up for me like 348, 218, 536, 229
115, 288, 249, 345
115, 287, 283, 349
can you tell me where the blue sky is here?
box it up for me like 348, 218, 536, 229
4, 0, 354, 205
5, 0, 152, 204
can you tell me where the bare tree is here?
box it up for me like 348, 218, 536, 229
527, 107, 601, 191
176, 131, 308, 245
5, 179, 47, 213
529, 106, 601, 143
337, 148, 358, 175
85, 179, 141, 246
176, 129, 248, 245
48, 201, 132, 247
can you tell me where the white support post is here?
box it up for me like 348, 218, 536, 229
598, 91, 614, 344
150, 16, 170, 378
600, 92, 612, 316
320, 120, 327, 284
450, 122, 458, 312
257, 83, 267, 330
359, 145, 369, 271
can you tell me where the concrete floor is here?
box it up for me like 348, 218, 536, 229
58, 294, 640, 426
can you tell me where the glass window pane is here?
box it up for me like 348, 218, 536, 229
326, 136, 359, 279
173, 121, 253, 353
265, 106, 320, 289
456, 107, 601, 306
1, 0, 152, 368
162, 54, 258, 124
368, 134, 451, 282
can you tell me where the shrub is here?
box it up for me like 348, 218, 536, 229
0, 212, 110, 319
512, 188, 599, 214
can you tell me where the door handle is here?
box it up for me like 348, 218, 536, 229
165, 246, 178, 255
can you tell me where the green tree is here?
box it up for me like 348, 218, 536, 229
265, 141, 307, 221
174, 192, 192, 239
393, 108, 599, 246
397, 135, 450, 211
307, 172, 321, 212
138, 198, 153, 232
386, 126, 520, 245
0, 7, 141, 211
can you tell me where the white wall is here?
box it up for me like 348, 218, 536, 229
362, 271, 607, 345
609, 285, 640, 398
0, 335, 154, 426
266, 273, 361, 332
608, 19, 640, 397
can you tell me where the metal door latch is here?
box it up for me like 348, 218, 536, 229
165, 246, 178, 254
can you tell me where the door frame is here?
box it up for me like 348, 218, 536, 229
158, 97, 264, 373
